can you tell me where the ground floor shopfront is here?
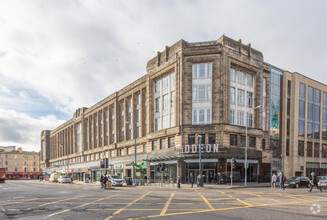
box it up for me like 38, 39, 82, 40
6, 172, 40, 180
145, 147, 263, 184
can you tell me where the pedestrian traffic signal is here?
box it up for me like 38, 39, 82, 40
231, 158, 237, 170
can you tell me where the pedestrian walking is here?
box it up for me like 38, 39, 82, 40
190, 173, 194, 188
309, 172, 322, 192
103, 174, 108, 189
271, 173, 277, 189
70, 175, 73, 184
144, 175, 148, 185
279, 172, 286, 190
177, 176, 181, 188
100, 174, 104, 189
217, 172, 222, 185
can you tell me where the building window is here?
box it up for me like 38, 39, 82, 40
168, 137, 175, 148
15, 168, 17, 171
286, 139, 289, 156
230, 134, 237, 146
230, 110, 235, 124
230, 68, 236, 81
314, 143, 320, 158
198, 134, 205, 144
237, 89, 245, 106
237, 70, 245, 84
322, 144, 327, 158
136, 145, 141, 154
298, 120, 305, 137
152, 140, 158, 151
307, 142, 313, 157
160, 139, 166, 149
247, 113, 253, 127
143, 144, 147, 152
249, 137, 256, 148
188, 134, 195, 145
110, 150, 115, 158
247, 73, 253, 87
209, 134, 216, 144
247, 92, 253, 108
230, 87, 236, 104
240, 136, 246, 147
262, 139, 266, 150
237, 111, 245, 126
128, 148, 132, 155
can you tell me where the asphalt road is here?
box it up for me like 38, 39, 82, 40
1, 180, 327, 219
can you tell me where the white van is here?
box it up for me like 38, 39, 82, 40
49, 174, 61, 183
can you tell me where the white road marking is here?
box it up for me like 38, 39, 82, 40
1, 206, 5, 212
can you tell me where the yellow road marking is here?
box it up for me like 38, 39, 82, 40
241, 191, 262, 197
140, 198, 327, 219
235, 198, 253, 206
160, 192, 175, 215
195, 189, 214, 210
105, 191, 151, 220
87, 208, 206, 211
46, 194, 117, 217
217, 190, 233, 198
24, 195, 84, 211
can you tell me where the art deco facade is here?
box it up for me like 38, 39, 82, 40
41, 35, 303, 183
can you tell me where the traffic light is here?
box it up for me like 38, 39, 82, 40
157, 163, 162, 172
231, 158, 237, 170
131, 162, 135, 166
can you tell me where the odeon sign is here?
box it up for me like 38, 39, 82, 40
184, 144, 219, 154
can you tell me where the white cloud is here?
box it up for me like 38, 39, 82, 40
0, 0, 327, 151
0, 108, 65, 152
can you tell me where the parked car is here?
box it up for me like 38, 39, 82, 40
285, 177, 310, 188
49, 174, 61, 183
108, 175, 124, 186
318, 176, 327, 189
58, 176, 71, 184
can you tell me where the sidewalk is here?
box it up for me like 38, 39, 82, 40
72, 180, 270, 189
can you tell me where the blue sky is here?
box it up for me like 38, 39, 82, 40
0, 0, 327, 151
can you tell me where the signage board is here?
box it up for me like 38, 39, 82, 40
184, 144, 219, 154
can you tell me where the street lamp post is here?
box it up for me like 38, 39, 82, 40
197, 134, 203, 187
245, 105, 261, 187
126, 115, 137, 186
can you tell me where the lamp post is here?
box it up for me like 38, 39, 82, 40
197, 134, 203, 187
245, 105, 261, 187
126, 115, 137, 186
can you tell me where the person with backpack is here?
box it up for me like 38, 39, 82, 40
309, 172, 322, 192
103, 174, 108, 189
279, 171, 286, 190
100, 174, 104, 189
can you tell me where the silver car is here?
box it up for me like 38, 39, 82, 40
318, 176, 327, 188
58, 176, 71, 183
108, 175, 123, 186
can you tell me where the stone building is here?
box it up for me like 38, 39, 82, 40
281, 72, 327, 178
40, 35, 279, 183
0, 146, 40, 180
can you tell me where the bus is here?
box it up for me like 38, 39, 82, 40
0, 168, 6, 183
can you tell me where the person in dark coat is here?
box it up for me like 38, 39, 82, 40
190, 173, 194, 188
177, 176, 181, 188
100, 174, 104, 189
103, 174, 108, 189
309, 172, 322, 192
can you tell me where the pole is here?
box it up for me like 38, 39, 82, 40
231, 158, 233, 187
199, 135, 203, 187
134, 115, 137, 186
245, 123, 248, 187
